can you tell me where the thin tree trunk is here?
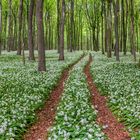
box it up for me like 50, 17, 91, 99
69, 0, 74, 52
8, 0, 13, 52
57, 0, 60, 53
106, 1, 112, 58
0, 0, 2, 54
17, 0, 23, 55
22, 14, 25, 66
101, 0, 104, 54
122, 0, 126, 55
13, 13, 17, 51
3, 12, 7, 50
130, 0, 136, 61
59, 0, 65, 60
28, 0, 35, 60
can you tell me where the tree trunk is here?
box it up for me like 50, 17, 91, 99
69, 0, 74, 52
122, 0, 126, 55
17, 0, 23, 55
36, 0, 46, 71
0, 0, 2, 54
22, 14, 25, 66
13, 12, 18, 51
57, 0, 60, 53
130, 0, 136, 61
59, 0, 65, 60
104, 1, 107, 53
28, 0, 35, 60
106, 1, 112, 58
8, 0, 13, 52
101, 0, 104, 54
3, 12, 7, 50
113, 0, 120, 61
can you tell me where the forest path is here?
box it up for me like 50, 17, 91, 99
24, 55, 85, 140
84, 55, 130, 140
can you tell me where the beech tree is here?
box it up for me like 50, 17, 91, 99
0, 0, 2, 54
113, 0, 120, 61
17, 0, 23, 55
36, 0, 46, 71
28, 0, 35, 61
130, 0, 136, 61
0, 0, 140, 66
7, 0, 13, 52
59, 0, 65, 60
69, 0, 74, 52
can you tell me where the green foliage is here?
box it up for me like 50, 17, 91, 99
0, 51, 83, 139
48, 56, 106, 140
90, 52, 140, 139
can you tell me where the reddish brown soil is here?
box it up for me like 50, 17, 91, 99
84, 55, 130, 140
24, 55, 84, 140
24, 70, 69, 140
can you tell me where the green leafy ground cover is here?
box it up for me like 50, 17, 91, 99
90, 52, 140, 139
0, 50, 83, 61
48, 55, 106, 140
0, 51, 83, 139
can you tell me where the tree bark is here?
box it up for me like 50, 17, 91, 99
69, 0, 74, 52
57, 0, 60, 53
0, 0, 2, 54
106, 0, 112, 58
36, 0, 46, 71
122, 0, 127, 55
59, 0, 65, 60
28, 0, 35, 60
17, 0, 23, 55
130, 0, 136, 61
113, 0, 120, 61
101, 0, 105, 54
8, 0, 13, 52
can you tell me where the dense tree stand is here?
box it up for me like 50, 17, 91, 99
0, 0, 139, 64
84, 55, 130, 140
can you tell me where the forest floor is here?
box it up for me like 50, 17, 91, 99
84, 55, 130, 140
24, 64, 71, 140
0, 51, 140, 140
25, 54, 131, 140
90, 52, 140, 140
24, 55, 84, 140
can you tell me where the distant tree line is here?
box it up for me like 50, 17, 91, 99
0, 0, 140, 71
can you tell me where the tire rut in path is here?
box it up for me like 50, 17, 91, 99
24, 55, 84, 140
84, 55, 130, 140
